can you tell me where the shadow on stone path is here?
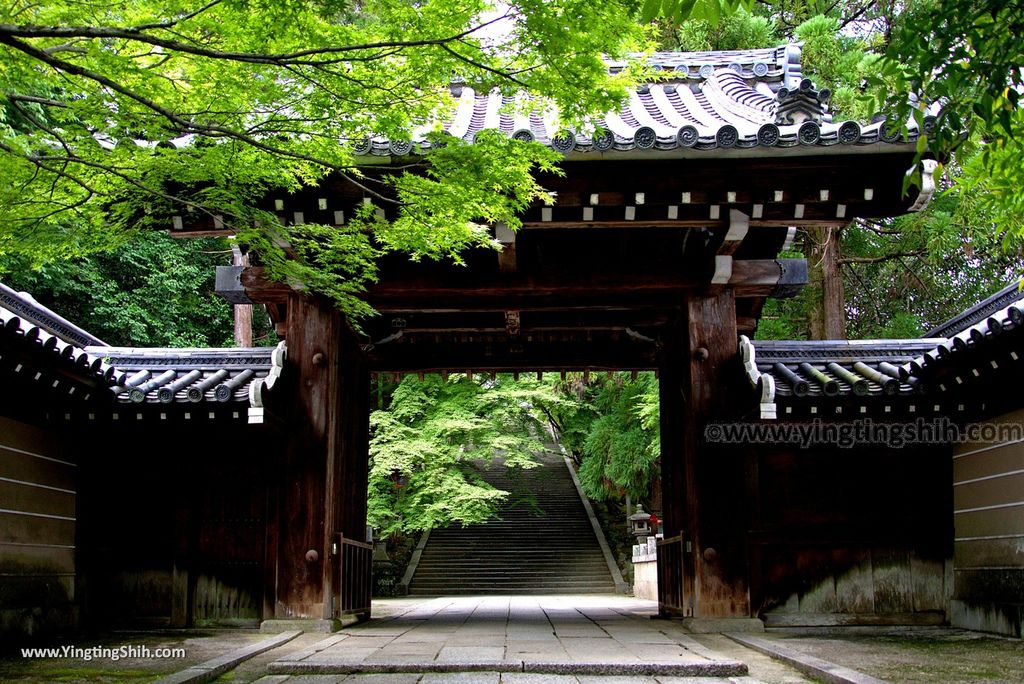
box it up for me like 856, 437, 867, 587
263, 595, 753, 681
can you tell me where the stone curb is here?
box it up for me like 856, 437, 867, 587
261, 618, 346, 633
724, 633, 891, 684
152, 629, 302, 684
397, 528, 431, 596
267, 658, 748, 677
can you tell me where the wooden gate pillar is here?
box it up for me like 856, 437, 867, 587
659, 289, 757, 627
265, 293, 369, 629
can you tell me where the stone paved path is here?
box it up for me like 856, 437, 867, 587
260, 595, 762, 682
256, 675, 766, 683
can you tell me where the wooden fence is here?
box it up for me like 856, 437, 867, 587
657, 534, 687, 617
333, 534, 372, 622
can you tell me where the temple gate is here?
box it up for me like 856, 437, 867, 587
210, 44, 936, 626
0, 43, 964, 637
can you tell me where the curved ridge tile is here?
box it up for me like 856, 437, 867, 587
692, 91, 731, 125
674, 86, 728, 128
650, 85, 701, 129
625, 89, 678, 138
482, 90, 503, 133
660, 87, 707, 127
701, 69, 775, 125
446, 87, 477, 140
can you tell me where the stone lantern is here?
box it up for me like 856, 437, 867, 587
629, 504, 652, 539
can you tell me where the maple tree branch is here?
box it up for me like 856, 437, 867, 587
132, 0, 225, 31
0, 32, 402, 205
0, 11, 514, 66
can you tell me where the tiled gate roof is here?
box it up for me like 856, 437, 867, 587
356, 44, 921, 157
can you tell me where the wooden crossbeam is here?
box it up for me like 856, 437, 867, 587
227, 259, 807, 310
366, 342, 658, 372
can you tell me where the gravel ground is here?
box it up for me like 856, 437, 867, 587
762, 627, 1024, 683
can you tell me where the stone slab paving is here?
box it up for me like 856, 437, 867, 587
266, 596, 749, 679
253, 675, 766, 683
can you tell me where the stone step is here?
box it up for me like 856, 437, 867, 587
408, 451, 615, 595
430, 524, 594, 529
415, 567, 610, 573
430, 521, 593, 529
412, 565, 612, 573
419, 548, 600, 555
416, 555, 607, 562
414, 567, 610, 574
416, 557, 607, 564
418, 552, 606, 558
428, 532, 593, 538
415, 565, 608, 571
407, 586, 617, 595
409, 577, 614, 581
408, 582, 619, 590
421, 540, 600, 548
416, 552, 607, 558
417, 553, 606, 558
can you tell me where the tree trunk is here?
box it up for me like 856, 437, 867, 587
806, 226, 846, 340
650, 466, 663, 520
232, 246, 254, 346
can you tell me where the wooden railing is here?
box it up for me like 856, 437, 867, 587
333, 533, 372, 622
657, 534, 687, 617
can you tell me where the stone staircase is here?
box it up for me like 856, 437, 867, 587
406, 449, 618, 595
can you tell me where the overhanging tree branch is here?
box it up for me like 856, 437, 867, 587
0, 32, 403, 204
0, 11, 515, 67
839, 249, 927, 265
0, 0, 652, 313
132, 0, 226, 32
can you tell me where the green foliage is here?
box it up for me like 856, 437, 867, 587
756, 182, 1024, 341
793, 14, 876, 119
369, 371, 662, 533
794, 15, 843, 75
550, 373, 659, 502
727, 3, 1024, 340
757, 294, 811, 340
367, 374, 571, 535
239, 218, 382, 323
673, 8, 779, 51
642, 0, 755, 26
841, 196, 1024, 339
952, 127, 1024, 247
879, 312, 924, 339
0, 231, 256, 346
0, 0, 653, 313
380, 131, 562, 261
876, 0, 1024, 239
543, 378, 598, 459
